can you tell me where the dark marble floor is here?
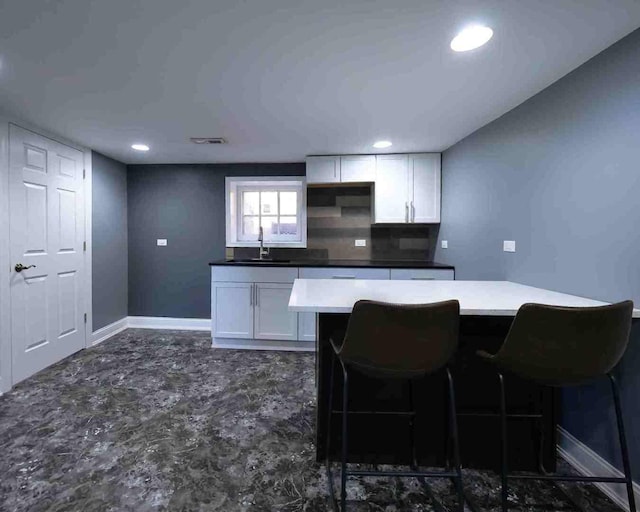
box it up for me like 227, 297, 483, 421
0, 329, 622, 511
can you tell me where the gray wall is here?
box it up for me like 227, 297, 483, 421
92, 151, 128, 330
435, 28, 640, 478
127, 163, 305, 318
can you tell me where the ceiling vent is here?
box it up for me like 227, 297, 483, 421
190, 137, 227, 145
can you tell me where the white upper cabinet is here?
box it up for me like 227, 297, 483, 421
374, 154, 410, 223
340, 155, 376, 182
374, 153, 441, 224
306, 156, 341, 184
410, 154, 441, 223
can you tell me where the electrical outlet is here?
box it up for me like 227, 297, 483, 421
355, 239, 367, 247
157, 239, 167, 246
503, 240, 516, 253
441, 240, 448, 249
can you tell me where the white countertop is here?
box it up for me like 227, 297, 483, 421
288, 279, 640, 318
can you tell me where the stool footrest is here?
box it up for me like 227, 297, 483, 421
347, 469, 458, 478
508, 474, 627, 484
330, 409, 415, 416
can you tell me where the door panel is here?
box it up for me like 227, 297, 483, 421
254, 283, 298, 341
9, 125, 85, 384
374, 154, 409, 223
306, 156, 340, 184
298, 312, 317, 342
411, 154, 441, 223
340, 155, 375, 182
211, 282, 253, 339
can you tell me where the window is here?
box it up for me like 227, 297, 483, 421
226, 177, 307, 247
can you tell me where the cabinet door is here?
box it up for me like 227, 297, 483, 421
254, 283, 298, 341
306, 156, 340, 184
211, 282, 253, 339
374, 154, 410, 223
410, 154, 441, 223
340, 155, 375, 183
298, 312, 317, 342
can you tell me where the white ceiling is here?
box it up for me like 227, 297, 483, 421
1, 0, 639, 164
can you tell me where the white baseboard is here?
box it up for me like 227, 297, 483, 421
91, 317, 128, 346
558, 426, 639, 511
212, 337, 315, 352
89, 317, 316, 353
127, 316, 211, 331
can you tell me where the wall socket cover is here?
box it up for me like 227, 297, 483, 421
503, 240, 516, 252
355, 239, 367, 247
157, 239, 168, 246
441, 240, 448, 249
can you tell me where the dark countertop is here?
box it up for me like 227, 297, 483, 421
209, 259, 454, 270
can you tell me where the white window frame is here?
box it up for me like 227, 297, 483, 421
226, 176, 307, 248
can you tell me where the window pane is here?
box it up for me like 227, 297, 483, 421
261, 191, 278, 215
280, 191, 297, 215
242, 216, 260, 238
242, 191, 259, 215
261, 216, 278, 237
279, 216, 298, 236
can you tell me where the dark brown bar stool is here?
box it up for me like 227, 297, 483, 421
477, 300, 636, 512
325, 299, 464, 512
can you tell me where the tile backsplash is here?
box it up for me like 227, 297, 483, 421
233, 185, 438, 261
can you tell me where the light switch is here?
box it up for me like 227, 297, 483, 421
157, 239, 168, 246
503, 240, 516, 253
441, 240, 448, 249
355, 239, 367, 247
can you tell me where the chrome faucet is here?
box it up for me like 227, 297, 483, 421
258, 227, 270, 260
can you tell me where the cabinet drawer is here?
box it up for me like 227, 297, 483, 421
211, 266, 298, 283
389, 268, 454, 281
299, 267, 389, 280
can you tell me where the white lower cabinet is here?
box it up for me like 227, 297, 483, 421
298, 312, 317, 342
211, 282, 254, 339
211, 264, 454, 349
254, 283, 298, 340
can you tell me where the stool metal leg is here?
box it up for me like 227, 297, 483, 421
326, 353, 339, 512
609, 373, 637, 512
498, 372, 509, 512
340, 361, 349, 511
446, 367, 465, 512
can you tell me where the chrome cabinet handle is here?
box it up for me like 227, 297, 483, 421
249, 284, 254, 306
15, 263, 36, 273
332, 275, 355, 279
255, 284, 259, 307
410, 201, 415, 222
411, 277, 435, 280
405, 202, 409, 223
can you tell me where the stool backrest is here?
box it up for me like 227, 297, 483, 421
494, 300, 634, 385
338, 299, 460, 378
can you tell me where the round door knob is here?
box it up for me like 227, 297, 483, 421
15, 263, 36, 272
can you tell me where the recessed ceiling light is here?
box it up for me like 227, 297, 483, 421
131, 144, 150, 151
373, 140, 392, 149
190, 137, 227, 145
450, 25, 493, 52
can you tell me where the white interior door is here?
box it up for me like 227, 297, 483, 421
254, 282, 298, 341
374, 154, 409, 223
9, 125, 86, 384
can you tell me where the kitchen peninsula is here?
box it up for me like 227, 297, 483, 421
289, 279, 640, 470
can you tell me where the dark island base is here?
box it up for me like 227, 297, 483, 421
316, 313, 559, 472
